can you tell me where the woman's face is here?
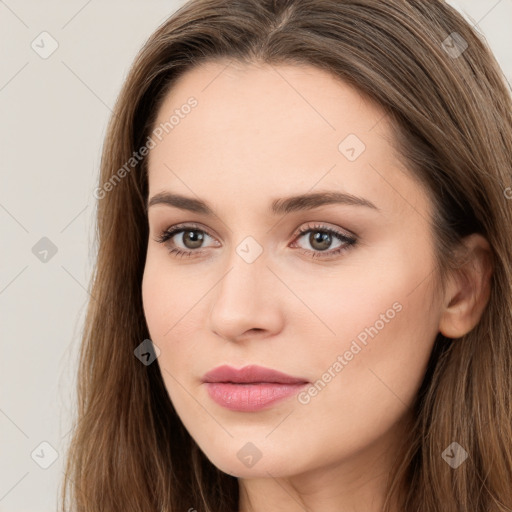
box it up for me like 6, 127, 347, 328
142, 60, 442, 482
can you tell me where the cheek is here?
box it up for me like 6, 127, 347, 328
295, 256, 439, 434
141, 258, 187, 369
283, 275, 439, 473
141, 260, 167, 339
142, 260, 213, 443
292, 237, 438, 389
141, 254, 197, 339
141, 257, 206, 377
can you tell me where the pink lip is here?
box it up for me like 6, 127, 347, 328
202, 365, 309, 412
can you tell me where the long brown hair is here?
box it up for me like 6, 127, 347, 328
61, 1, 512, 510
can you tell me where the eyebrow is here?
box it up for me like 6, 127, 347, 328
146, 190, 379, 215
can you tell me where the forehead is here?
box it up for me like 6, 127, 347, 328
150, 59, 386, 147
146, 60, 429, 220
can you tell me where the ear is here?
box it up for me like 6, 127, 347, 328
438, 233, 493, 339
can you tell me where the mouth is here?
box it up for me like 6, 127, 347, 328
202, 365, 309, 412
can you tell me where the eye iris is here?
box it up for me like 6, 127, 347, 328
182, 230, 204, 249
310, 231, 331, 251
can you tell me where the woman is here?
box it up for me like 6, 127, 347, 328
62, 1, 512, 511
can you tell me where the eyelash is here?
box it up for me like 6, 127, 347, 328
154, 222, 357, 260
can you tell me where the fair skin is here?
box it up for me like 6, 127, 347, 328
142, 60, 492, 512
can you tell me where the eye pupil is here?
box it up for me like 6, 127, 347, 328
183, 230, 204, 249
310, 231, 331, 251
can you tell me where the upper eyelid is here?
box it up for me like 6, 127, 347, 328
158, 222, 357, 243
155, 222, 359, 262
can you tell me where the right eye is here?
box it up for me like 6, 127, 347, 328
154, 223, 218, 258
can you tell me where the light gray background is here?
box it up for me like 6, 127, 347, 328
1, 1, 511, 510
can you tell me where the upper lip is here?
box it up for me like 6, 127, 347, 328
202, 365, 309, 384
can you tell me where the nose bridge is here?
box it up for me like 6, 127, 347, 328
216, 236, 268, 308
207, 235, 282, 339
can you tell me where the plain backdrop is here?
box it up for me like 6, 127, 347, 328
1, 1, 511, 510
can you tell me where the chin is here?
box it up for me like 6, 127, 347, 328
196, 438, 304, 479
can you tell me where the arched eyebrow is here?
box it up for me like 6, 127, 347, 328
146, 190, 379, 215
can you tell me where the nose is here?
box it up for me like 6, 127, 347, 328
207, 251, 284, 343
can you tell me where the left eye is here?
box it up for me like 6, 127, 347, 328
154, 222, 357, 260
292, 224, 356, 258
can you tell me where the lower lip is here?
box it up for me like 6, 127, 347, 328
204, 382, 308, 412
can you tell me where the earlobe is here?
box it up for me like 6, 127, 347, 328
438, 234, 493, 339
